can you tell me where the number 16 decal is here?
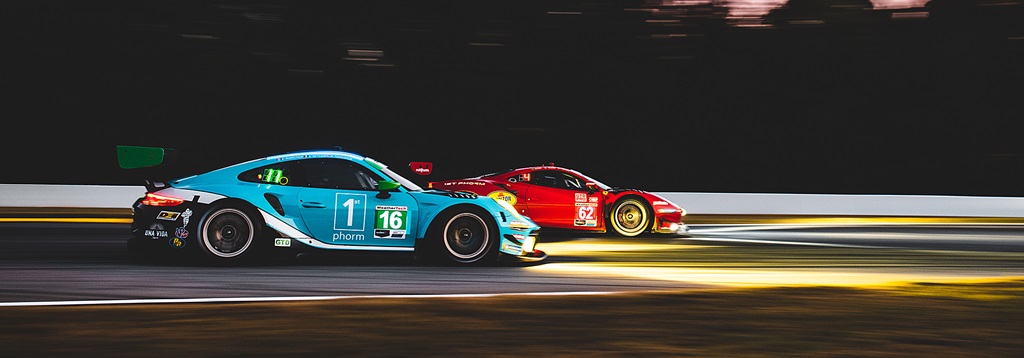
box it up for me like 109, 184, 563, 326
374, 205, 408, 239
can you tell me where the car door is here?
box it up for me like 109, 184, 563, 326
520, 169, 603, 230
295, 158, 419, 248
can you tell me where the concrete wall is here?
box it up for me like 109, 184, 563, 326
3, 184, 1024, 218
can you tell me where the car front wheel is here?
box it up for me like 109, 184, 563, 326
427, 207, 498, 265
609, 198, 650, 237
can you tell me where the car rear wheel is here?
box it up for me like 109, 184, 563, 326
609, 198, 650, 237
425, 207, 498, 265
197, 205, 261, 264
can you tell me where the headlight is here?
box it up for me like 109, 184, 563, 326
508, 221, 533, 231
522, 235, 537, 253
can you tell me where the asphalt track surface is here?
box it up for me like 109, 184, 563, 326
1, 223, 1023, 306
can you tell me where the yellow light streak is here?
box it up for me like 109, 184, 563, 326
528, 263, 1024, 290
534, 238, 1024, 292
537, 241, 710, 255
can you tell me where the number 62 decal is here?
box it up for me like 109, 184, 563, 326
576, 203, 596, 220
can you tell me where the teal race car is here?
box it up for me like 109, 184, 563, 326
118, 145, 545, 265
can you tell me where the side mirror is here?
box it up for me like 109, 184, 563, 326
376, 180, 401, 199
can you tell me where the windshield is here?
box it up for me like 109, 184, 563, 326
364, 157, 424, 191
571, 169, 613, 190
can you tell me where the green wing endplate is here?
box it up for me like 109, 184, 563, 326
117, 145, 175, 169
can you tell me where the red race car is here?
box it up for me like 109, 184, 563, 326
427, 164, 689, 237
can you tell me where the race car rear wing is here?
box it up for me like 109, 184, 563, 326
117, 145, 179, 192
117, 145, 177, 169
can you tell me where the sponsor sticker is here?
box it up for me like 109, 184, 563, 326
333, 232, 365, 241
274, 238, 291, 247
182, 208, 193, 226
157, 211, 180, 221
168, 237, 187, 248
444, 181, 485, 186
487, 191, 517, 206
144, 229, 169, 239
374, 205, 407, 239
574, 193, 587, 202
573, 219, 598, 227
145, 223, 167, 240
174, 227, 189, 239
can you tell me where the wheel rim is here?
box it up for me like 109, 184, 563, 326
202, 208, 254, 258
443, 213, 489, 261
612, 199, 648, 236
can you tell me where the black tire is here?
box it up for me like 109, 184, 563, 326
196, 204, 262, 264
427, 206, 499, 265
609, 197, 651, 237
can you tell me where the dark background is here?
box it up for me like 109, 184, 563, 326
5, 0, 1023, 196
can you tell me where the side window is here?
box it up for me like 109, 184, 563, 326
302, 158, 382, 190
238, 161, 307, 187
529, 170, 584, 190
562, 173, 583, 190
508, 173, 529, 183
354, 170, 379, 190
529, 170, 560, 188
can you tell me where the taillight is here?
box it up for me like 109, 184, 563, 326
141, 192, 185, 207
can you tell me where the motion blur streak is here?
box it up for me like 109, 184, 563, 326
532, 242, 712, 255
0, 291, 622, 308
533, 236, 1024, 289
672, 235, 883, 248
529, 263, 1024, 289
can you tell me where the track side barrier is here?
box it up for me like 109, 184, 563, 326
2, 185, 1023, 225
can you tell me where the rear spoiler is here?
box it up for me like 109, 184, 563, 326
118, 145, 178, 192
117, 145, 177, 169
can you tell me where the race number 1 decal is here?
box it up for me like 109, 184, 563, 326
335, 193, 367, 231
374, 205, 408, 239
